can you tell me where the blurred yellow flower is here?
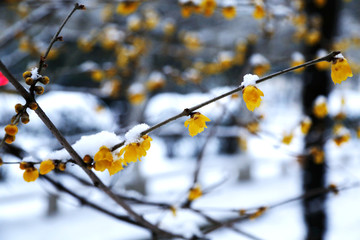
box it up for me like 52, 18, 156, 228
188, 184, 202, 201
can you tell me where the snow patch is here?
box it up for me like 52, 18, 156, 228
242, 73, 259, 87
125, 123, 150, 144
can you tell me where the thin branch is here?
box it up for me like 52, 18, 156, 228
42, 175, 143, 228
111, 51, 340, 151
38, 3, 85, 73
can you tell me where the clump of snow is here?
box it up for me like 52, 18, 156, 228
125, 123, 150, 144
315, 95, 327, 105
148, 71, 164, 82
292, 52, 304, 61
250, 53, 269, 66
218, 51, 234, 61
79, 61, 99, 72
30, 67, 41, 80
334, 53, 345, 59
302, 116, 311, 123
317, 49, 328, 58
241, 73, 259, 87
46, 131, 122, 160
128, 83, 145, 94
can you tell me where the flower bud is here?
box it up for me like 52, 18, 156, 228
34, 86, 44, 95
39, 76, 50, 85
29, 102, 38, 110
15, 103, 24, 113
5, 135, 15, 144
21, 112, 30, 124
5, 124, 18, 136
23, 71, 32, 79
25, 77, 34, 85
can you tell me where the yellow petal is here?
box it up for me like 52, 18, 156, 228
39, 160, 55, 175
23, 168, 39, 182
331, 58, 353, 84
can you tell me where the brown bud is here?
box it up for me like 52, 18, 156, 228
58, 162, 66, 171
23, 71, 32, 79
4, 135, 15, 144
34, 86, 44, 95
21, 112, 30, 124
0, 157, 3, 167
39, 76, 50, 85
25, 77, 34, 85
15, 103, 24, 113
19, 161, 27, 170
83, 155, 93, 164
57, 36, 63, 41
28, 102, 38, 110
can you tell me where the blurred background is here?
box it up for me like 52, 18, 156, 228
1, 0, 360, 239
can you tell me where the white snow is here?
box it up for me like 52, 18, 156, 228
148, 71, 164, 82
46, 131, 122, 160
334, 53, 345, 59
317, 49, 328, 58
124, 123, 150, 144
250, 53, 269, 66
315, 95, 327, 105
241, 73, 259, 87
128, 82, 145, 94
30, 67, 41, 80
292, 51, 304, 62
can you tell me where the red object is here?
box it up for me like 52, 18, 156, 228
0, 71, 9, 86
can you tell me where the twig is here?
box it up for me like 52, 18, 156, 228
111, 51, 341, 151
37, 3, 85, 73
42, 175, 143, 228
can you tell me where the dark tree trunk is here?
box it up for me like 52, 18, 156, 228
302, 1, 341, 240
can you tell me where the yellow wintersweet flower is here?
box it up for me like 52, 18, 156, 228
331, 54, 353, 84
23, 167, 39, 182
310, 147, 324, 164
116, 1, 140, 15
282, 132, 294, 145
108, 160, 124, 176
94, 146, 113, 172
333, 127, 350, 147
184, 112, 211, 137
243, 86, 264, 111
200, 0, 217, 17
39, 160, 55, 175
250, 206, 267, 220
291, 52, 305, 73
313, 96, 328, 118
188, 184, 202, 201
222, 6, 236, 20
118, 135, 152, 166
300, 117, 312, 134
253, 3, 265, 19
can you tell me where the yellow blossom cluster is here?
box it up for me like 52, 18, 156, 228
331, 54, 353, 84
92, 135, 152, 176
